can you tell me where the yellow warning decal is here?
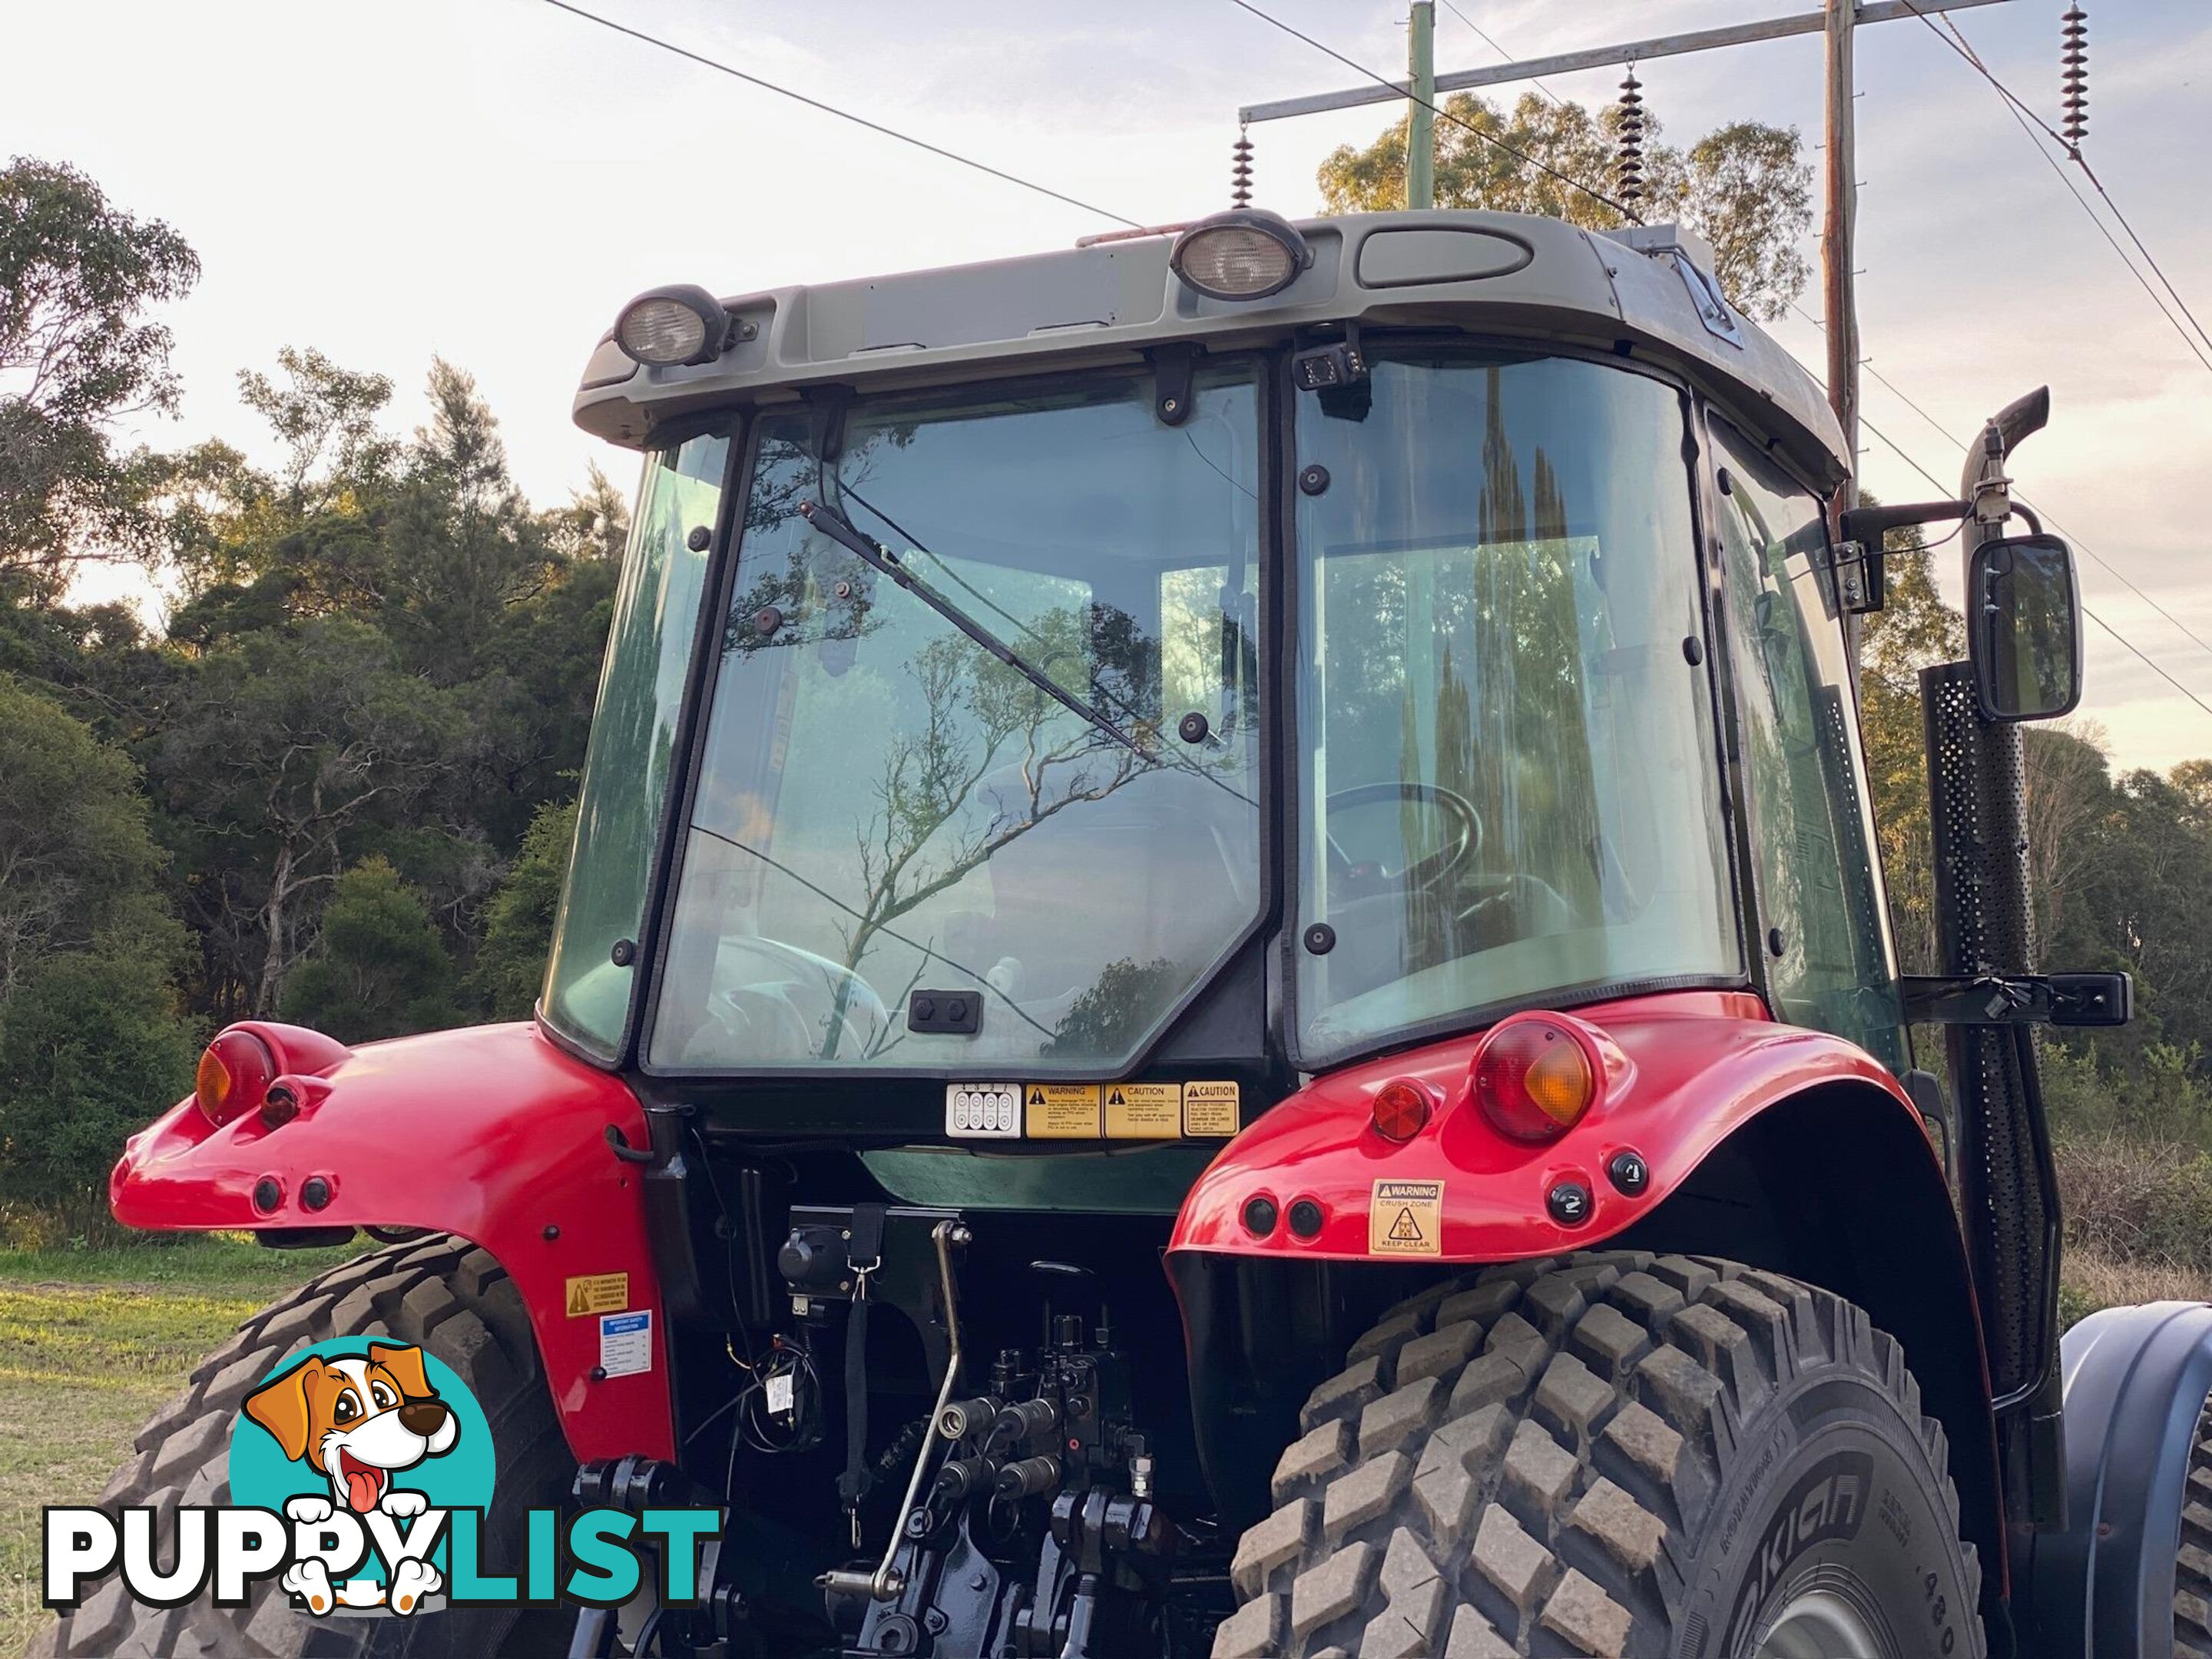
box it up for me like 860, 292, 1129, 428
1182, 1080, 1241, 1137
565, 1273, 630, 1316
1026, 1083, 1102, 1138
1368, 1181, 1444, 1257
1104, 1082, 1182, 1138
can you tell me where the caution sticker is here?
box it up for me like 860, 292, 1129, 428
1104, 1081, 1182, 1138
1182, 1080, 1241, 1137
1026, 1083, 1102, 1137
565, 1273, 630, 1317
1369, 1180, 1444, 1257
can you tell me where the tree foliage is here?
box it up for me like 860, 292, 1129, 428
1317, 91, 1813, 320
0, 157, 200, 592
280, 857, 462, 1042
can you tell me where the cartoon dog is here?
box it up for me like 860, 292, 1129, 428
244, 1343, 459, 1614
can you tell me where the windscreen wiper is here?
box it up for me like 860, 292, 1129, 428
800, 498, 1151, 760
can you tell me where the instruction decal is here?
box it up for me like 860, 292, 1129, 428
598, 1310, 653, 1378
1104, 1082, 1182, 1138
565, 1273, 630, 1317
1369, 1179, 1445, 1257
946, 1082, 1022, 1138
1026, 1083, 1103, 1138
1182, 1080, 1241, 1137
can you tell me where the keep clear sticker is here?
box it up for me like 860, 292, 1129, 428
1369, 1180, 1445, 1257
598, 1310, 653, 1377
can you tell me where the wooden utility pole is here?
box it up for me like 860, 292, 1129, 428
1824, 0, 1861, 512
1407, 2, 1435, 210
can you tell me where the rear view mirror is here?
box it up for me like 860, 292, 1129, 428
1969, 533, 2081, 722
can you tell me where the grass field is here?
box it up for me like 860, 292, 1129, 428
0, 1235, 362, 1657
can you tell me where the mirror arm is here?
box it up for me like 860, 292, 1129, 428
1837, 500, 1971, 544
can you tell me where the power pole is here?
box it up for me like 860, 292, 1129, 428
1824, 0, 1861, 512
1239, 0, 2013, 469
1407, 2, 1436, 210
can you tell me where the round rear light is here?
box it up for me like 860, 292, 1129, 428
614, 284, 728, 367
1474, 1022, 1595, 1142
196, 1029, 276, 1128
1168, 210, 1309, 300
1370, 1078, 1435, 1142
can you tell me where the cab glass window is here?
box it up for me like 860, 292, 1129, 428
1709, 416, 1903, 1069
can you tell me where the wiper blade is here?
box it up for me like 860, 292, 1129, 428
800, 499, 1151, 761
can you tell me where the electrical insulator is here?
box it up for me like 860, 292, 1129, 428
2060, 5, 2088, 149
1616, 67, 1646, 210
1231, 127, 1254, 209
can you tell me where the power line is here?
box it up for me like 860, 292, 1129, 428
1436, 1, 1569, 108
1226, 0, 1644, 223
1892, 1, 2212, 376
1928, 5, 2210, 353
533, 0, 1142, 229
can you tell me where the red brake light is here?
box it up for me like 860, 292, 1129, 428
1474, 1022, 1595, 1141
1369, 1078, 1435, 1142
195, 1029, 276, 1128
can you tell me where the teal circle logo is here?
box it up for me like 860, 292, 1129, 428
229, 1338, 494, 1603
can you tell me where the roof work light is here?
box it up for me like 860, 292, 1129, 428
614, 284, 732, 367
1168, 209, 1310, 301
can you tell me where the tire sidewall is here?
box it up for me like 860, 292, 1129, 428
1682, 1373, 1977, 1658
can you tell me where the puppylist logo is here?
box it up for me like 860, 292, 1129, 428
45, 1338, 720, 1619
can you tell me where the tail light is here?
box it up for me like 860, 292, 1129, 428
194, 1028, 276, 1128
1369, 1078, 1435, 1142
1474, 1020, 1596, 1141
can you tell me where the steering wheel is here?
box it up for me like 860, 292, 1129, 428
701, 935, 889, 1061
1324, 782, 1482, 894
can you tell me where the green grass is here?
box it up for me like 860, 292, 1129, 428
0, 1233, 363, 1657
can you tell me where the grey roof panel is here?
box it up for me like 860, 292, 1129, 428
572, 209, 1846, 485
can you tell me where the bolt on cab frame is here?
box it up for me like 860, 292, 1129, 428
97, 209, 2210, 1659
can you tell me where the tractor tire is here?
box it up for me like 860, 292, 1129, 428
2181, 1394, 2212, 1657
1214, 1250, 1984, 1659
31, 1235, 578, 1659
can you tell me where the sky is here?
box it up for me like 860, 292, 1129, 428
8, 0, 2210, 771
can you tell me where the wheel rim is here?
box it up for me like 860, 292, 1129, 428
1755, 1588, 1886, 1659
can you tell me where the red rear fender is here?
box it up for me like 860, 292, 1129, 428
111, 1021, 671, 1462
1171, 991, 1926, 1261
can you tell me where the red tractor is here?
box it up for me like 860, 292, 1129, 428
55, 207, 2212, 1657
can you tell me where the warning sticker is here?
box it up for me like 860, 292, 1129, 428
565, 1273, 630, 1317
598, 1310, 653, 1377
1182, 1081, 1241, 1137
1026, 1083, 1102, 1137
1369, 1180, 1445, 1257
946, 1082, 1022, 1138
1104, 1082, 1182, 1138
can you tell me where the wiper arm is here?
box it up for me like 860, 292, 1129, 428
800, 499, 1151, 761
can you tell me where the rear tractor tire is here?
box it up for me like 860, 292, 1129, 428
32, 1236, 577, 1659
1214, 1250, 1983, 1659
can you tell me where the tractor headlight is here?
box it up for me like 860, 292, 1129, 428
1168, 210, 1309, 301
614, 284, 730, 367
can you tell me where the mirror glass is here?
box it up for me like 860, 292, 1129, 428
1972, 534, 2081, 722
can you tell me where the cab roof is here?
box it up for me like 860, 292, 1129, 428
571, 208, 1849, 490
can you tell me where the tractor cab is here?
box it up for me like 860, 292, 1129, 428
88, 208, 2210, 1659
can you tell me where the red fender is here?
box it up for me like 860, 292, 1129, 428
1170, 990, 1931, 1261
111, 1020, 672, 1463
